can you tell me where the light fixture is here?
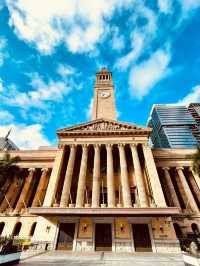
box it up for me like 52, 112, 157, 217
83, 223, 87, 232
120, 223, 124, 232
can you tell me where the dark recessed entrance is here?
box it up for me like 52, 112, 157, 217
95, 223, 112, 251
132, 224, 152, 252
56, 223, 75, 250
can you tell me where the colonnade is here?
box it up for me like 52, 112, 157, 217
45, 143, 166, 208
0, 168, 50, 213
162, 167, 200, 213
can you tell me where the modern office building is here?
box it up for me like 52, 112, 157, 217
0, 69, 199, 253
148, 105, 198, 148
188, 103, 200, 144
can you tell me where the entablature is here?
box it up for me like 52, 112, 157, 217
29, 207, 180, 216
0, 149, 57, 168
152, 148, 196, 168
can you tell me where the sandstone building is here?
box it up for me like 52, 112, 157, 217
0, 68, 199, 252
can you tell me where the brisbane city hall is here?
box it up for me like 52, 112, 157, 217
0, 68, 199, 253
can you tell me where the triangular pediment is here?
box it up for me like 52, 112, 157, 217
57, 119, 151, 136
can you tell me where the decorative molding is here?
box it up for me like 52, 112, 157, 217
176, 167, 184, 171
29, 207, 180, 216
106, 143, 113, 149
57, 118, 151, 137
162, 167, 170, 171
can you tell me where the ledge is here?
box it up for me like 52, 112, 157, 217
28, 207, 180, 216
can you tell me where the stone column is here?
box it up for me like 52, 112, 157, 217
142, 144, 166, 207
118, 144, 132, 207
0, 179, 18, 212
76, 145, 88, 208
189, 167, 200, 191
92, 144, 100, 208
176, 167, 199, 213
60, 145, 77, 207
43, 148, 65, 207
162, 167, 181, 208
106, 144, 115, 207
130, 144, 148, 207
32, 168, 50, 207
14, 168, 35, 213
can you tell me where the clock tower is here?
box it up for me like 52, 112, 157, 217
92, 67, 117, 120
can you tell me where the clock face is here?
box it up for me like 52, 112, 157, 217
99, 91, 110, 98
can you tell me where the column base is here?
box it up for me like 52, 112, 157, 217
124, 205, 132, 208
108, 204, 115, 208
59, 203, 67, 208
12, 209, 20, 215
75, 204, 82, 208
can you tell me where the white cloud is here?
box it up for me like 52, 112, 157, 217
177, 85, 200, 105
86, 98, 93, 120
0, 38, 7, 66
116, 31, 144, 70
57, 64, 75, 77
0, 1, 5, 10
0, 110, 14, 123
0, 123, 50, 149
158, 0, 172, 13
0, 78, 3, 92
111, 27, 125, 51
129, 49, 171, 99
116, 3, 157, 70
180, 0, 200, 12
6, 0, 133, 54
1, 73, 72, 109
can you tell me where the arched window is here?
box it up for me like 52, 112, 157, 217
29, 222, 37, 236
0, 222, 5, 235
12, 222, 22, 236
173, 223, 182, 239
191, 223, 199, 235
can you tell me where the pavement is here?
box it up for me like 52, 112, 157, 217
19, 251, 185, 266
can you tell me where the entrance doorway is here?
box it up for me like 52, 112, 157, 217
132, 224, 152, 252
56, 223, 75, 250
95, 223, 112, 251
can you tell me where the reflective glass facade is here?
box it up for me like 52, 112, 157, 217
148, 105, 197, 148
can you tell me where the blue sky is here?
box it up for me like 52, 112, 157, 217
0, 0, 200, 149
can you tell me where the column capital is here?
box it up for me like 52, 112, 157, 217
189, 166, 193, 172
28, 168, 35, 172
118, 143, 125, 148
130, 143, 137, 148
82, 144, 89, 149
41, 168, 49, 173
69, 144, 77, 149
162, 167, 170, 171
142, 143, 149, 148
106, 143, 113, 149
94, 144, 101, 149
176, 166, 184, 171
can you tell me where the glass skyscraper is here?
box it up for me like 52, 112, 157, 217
148, 105, 198, 148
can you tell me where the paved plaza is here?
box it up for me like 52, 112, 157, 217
19, 251, 185, 266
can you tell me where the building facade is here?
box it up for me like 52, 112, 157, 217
148, 105, 198, 148
188, 103, 200, 144
0, 68, 199, 253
